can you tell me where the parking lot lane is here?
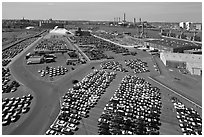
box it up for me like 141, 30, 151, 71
153, 56, 173, 79
66, 37, 91, 62
90, 106, 105, 114
160, 123, 183, 135
63, 37, 76, 50
75, 72, 125, 135
150, 76, 201, 108
159, 90, 183, 134
81, 116, 99, 125
76, 121, 98, 135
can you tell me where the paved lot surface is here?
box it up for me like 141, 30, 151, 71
153, 56, 202, 107
75, 72, 125, 135
4, 32, 202, 135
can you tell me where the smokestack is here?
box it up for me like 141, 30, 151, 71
133, 18, 136, 25
124, 13, 126, 22
139, 18, 141, 23
119, 17, 120, 22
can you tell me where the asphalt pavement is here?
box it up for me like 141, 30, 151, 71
5, 33, 202, 135
75, 72, 125, 135
9, 37, 61, 135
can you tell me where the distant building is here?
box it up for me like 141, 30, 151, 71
186, 22, 193, 30
179, 22, 186, 29
39, 18, 67, 29
160, 52, 202, 75
194, 23, 202, 30
180, 22, 202, 31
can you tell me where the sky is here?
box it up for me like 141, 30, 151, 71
2, 2, 202, 22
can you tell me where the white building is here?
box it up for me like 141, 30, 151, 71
179, 22, 186, 29
160, 52, 202, 75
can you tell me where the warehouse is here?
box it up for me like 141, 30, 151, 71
27, 56, 44, 65
160, 52, 202, 75
145, 38, 201, 53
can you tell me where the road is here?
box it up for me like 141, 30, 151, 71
66, 37, 91, 61
152, 56, 202, 106
7, 37, 42, 68
9, 36, 61, 135
148, 77, 201, 109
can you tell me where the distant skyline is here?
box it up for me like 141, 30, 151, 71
2, 2, 202, 23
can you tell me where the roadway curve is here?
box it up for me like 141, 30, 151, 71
9, 40, 61, 135
8, 34, 92, 134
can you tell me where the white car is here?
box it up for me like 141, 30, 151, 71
56, 119, 67, 127
46, 129, 56, 135
67, 123, 77, 131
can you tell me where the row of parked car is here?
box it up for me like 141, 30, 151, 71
98, 75, 162, 135
2, 68, 20, 94
2, 37, 38, 61
100, 61, 128, 72
83, 49, 109, 60
125, 59, 150, 74
2, 94, 33, 126
45, 69, 117, 135
34, 38, 69, 52
73, 36, 130, 57
171, 97, 202, 135
38, 66, 68, 78
2, 59, 11, 67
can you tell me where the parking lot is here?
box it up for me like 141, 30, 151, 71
45, 69, 117, 135
3, 31, 202, 135
24, 35, 87, 82
92, 74, 162, 135
2, 37, 39, 67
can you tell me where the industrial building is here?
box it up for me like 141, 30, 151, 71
160, 52, 202, 75
27, 56, 44, 65
144, 38, 201, 53
179, 22, 202, 31
39, 19, 67, 29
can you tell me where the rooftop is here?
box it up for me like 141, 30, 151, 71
160, 52, 202, 64
147, 38, 201, 49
